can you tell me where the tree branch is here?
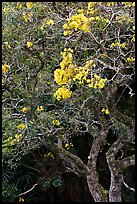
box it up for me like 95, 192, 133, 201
18, 183, 38, 196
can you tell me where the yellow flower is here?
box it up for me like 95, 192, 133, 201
3, 7, 9, 13
115, 42, 120, 47
94, 74, 100, 80
88, 2, 92, 10
105, 108, 109, 115
19, 197, 24, 202
47, 152, 54, 159
81, 23, 90, 32
96, 16, 101, 21
23, 12, 33, 22
4, 41, 11, 48
63, 24, 68, 29
54, 86, 72, 101
65, 143, 69, 148
121, 42, 126, 48
131, 36, 135, 42
101, 108, 109, 115
52, 120, 60, 126
111, 43, 115, 47
26, 2, 35, 9
69, 21, 79, 29
15, 133, 22, 140
126, 57, 131, 62
8, 136, 13, 141
105, 19, 109, 23
47, 19, 54, 26
2, 64, 10, 74
17, 123, 26, 130
63, 12, 91, 35
10, 139, 16, 146
40, 25, 44, 30
86, 79, 91, 83
98, 79, 106, 89
89, 17, 95, 22
21, 107, 29, 113
78, 9, 84, 13
89, 74, 107, 89
16, 2, 23, 9
126, 57, 135, 63
64, 30, 72, 36
37, 106, 44, 112
27, 41, 33, 48
54, 69, 72, 85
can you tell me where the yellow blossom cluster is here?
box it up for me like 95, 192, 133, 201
3, 7, 10, 13
126, 57, 135, 63
17, 123, 26, 130
47, 19, 54, 26
19, 197, 25, 202
23, 12, 33, 22
63, 3, 111, 36
8, 133, 23, 145
41, 18, 54, 30
95, 16, 109, 24
73, 60, 93, 85
115, 14, 132, 24
101, 107, 109, 115
54, 86, 72, 101
2, 64, 10, 74
37, 106, 44, 112
63, 13, 90, 36
16, 2, 23, 9
54, 48, 94, 86
26, 2, 35, 9
106, 2, 115, 7
121, 2, 135, 7
64, 142, 73, 150
52, 119, 60, 126
131, 35, 135, 43
54, 48, 95, 100
3, 41, 11, 49
21, 107, 29, 113
87, 2, 99, 9
54, 48, 76, 85
111, 42, 126, 48
87, 2, 96, 14
87, 74, 107, 89
54, 48, 107, 100
27, 41, 33, 48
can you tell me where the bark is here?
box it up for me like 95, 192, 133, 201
86, 126, 108, 202
106, 128, 135, 202
108, 170, 123, 202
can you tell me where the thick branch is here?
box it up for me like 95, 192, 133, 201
106, 128, 135, 202
87, 126, 108, 202
54, 144, 90, 175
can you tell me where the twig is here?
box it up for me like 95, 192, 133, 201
18, 183, 39, 196
123, 179, 135, 192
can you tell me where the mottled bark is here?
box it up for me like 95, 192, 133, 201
106, 129, 135, 202
86, 127, 108, 202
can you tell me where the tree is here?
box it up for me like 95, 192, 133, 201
2, 2, 135, 202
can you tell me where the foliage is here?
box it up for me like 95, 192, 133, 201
2, 2, 135, 202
